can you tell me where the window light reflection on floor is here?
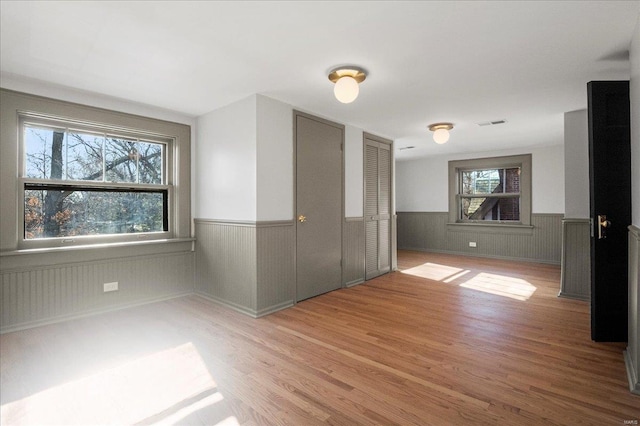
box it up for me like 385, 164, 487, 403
400, 262, 465, 281
401, 262, 536, 301
0, 342, 237, 426
459, 272, 537, 301
154, 391, 238, 426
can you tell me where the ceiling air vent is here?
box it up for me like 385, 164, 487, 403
477, 119, 507, 127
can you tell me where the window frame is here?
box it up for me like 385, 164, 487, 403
17, 113, 175, 249
0, 89, 191, 257
448, 154, 532, 229
458, 167, 521, 222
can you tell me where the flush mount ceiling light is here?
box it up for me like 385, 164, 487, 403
428, 122, 454, 144
328, 66, 367, 104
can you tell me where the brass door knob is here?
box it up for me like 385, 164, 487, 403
298, 215, 307, 223
597, 214, 611, 239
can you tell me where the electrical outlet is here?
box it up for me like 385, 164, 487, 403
103, 282, 118, 292
469, 242, 477, 248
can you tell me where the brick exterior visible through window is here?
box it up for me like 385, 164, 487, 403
496, 168, 520, 221
449, 154, 531, 226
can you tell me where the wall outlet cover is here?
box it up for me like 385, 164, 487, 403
103, 282, 119, 292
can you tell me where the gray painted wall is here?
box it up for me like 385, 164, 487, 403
195, 220, 258, 314
1, 246, 194, 333
559, 219, 591, 300
626, 10, 639, 398
625, 225, 640, 395
0, 89, 194, 334
397, 212, 562, 264
195, 218, 367, 314
256, 223, 295, 314
194, 219, 295, 317
344, 218, 365, 286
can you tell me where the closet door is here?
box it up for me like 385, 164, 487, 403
365, 134, 392, 280
295, 112, 344, 301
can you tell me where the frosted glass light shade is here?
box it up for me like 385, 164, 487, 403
334, 76, 359, 103
433, 128, 450, 144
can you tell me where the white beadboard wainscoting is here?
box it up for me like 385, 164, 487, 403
0, 240, 195, 333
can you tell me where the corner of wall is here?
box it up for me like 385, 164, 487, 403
625, 11, 640, 395
256, 95, 293, 221
194, 95, 258, 221
630, 12, 640, 227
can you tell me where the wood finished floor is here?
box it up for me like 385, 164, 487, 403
1, 250, 638, 425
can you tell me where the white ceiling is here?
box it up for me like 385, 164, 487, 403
1, 1, 638, 160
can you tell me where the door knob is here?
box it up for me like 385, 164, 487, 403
298, 215, 307, 223
597, 214, 611, 239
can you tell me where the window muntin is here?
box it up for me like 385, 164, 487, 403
459, 167, 521, 222
20, 117, 171, 244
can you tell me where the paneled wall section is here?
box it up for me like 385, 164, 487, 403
1, 249, 194, 333
194, 219, 295, 317
195, 220, 258, 313
397, 212, 562, 264
559, 219, 591, 300
625, 225, 640, 395
344, 218, 365, 286
195, 218, 367, 314
256, 224, 295, 315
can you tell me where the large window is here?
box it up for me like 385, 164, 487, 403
449, 154, 532, 227
20, 115, 172, 245
1, 89, 190, 254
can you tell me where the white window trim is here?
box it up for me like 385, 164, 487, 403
448, 154, 532, 230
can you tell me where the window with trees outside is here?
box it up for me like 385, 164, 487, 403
448, 154, 532, 227
20, 115, 171, 244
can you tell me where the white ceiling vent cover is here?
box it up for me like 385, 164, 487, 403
477, 119, 507, 127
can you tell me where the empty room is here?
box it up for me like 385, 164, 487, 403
1, 1, 639, 425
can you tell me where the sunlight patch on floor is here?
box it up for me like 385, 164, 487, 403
443, 269, 472, 283
154, 391, 239, 426
0, 342, 234, 425
401, 262, 466, 281
459, 272, 537, 301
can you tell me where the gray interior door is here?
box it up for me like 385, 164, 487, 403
295, 113, 343, 301
365, 135, 391, 280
